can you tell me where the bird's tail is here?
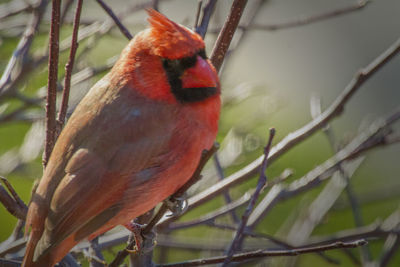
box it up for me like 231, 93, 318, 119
22, 230, 38, 267
22, 231, 52, 267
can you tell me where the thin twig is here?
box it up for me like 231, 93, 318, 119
56, 0, 83, 135
210, 0, 248, 72
95, 0, 133, 40
183, 35, 400, 213
380, 234, 400, 267
0, 178, 27, 220
43, 0, 61, 168
248, 0, 370, 31
222, 128, 275, 266
310, 96, 372, 263
193, 0, 202, 30
157, 240, 367, 267
195, 0, 217, 38
213, 153, 240, 224
247, 108, 400, 228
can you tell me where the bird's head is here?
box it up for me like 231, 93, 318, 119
112, 9, 220, 104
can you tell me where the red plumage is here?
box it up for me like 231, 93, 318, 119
23, 9, 220, 267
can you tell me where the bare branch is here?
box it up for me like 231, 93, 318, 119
213, 153, 240, 223
56, 0, 83, 134
185, 35, 400, 212
156, 240, 367, 267
242, 0, 370, 31
247, 108, 400, 228
195, 0, 217, 38
222, 128, 275, 266
210, 0, 248, 72
43, 0, 61, 168
0, 177, 27, 220
380, 234, 400, 267
309, 96, 372, 263
95, 0, 133, 40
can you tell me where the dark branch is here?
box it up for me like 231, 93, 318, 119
0, 177, 27, 220
195, 0, 217, 38
56, 0, 83, 135
210, 0, 248, 72
43, 0, 61, 168
157, 240, 367, 267
95, 0, 133, 40
222, 128, 275, 266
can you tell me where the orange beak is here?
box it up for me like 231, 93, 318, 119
181, 56, 219, 90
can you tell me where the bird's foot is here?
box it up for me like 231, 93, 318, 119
124, 221, 156, 254
164, 193, 188, 217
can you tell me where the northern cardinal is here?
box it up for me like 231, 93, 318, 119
23, 9, 220, 267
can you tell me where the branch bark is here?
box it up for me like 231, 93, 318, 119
43, 0, 61, 168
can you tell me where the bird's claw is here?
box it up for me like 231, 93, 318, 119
164, 193, 188, 217
124, 221, 156, 254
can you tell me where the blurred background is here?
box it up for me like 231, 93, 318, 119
0, 0, 399, 266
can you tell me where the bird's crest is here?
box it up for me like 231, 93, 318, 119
146, 9, 204, 59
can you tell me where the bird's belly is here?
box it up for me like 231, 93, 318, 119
95, 125, 214, 233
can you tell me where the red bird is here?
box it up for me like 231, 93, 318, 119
23, 9, 220, 267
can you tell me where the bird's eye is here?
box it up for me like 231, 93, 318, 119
162, 58, 183, 75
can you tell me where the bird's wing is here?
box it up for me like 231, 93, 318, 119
28, 78, 177, 260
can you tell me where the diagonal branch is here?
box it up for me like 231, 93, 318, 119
0, 177, 27, 220
182, 35, 400, 214
95, 0, 133, 40
247, 108, 400, 228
